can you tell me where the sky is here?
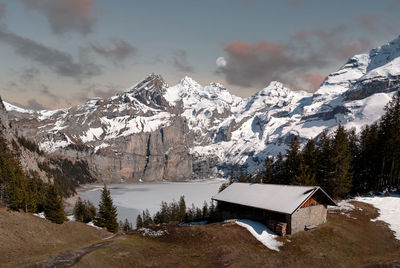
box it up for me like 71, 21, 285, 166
0, 0, 399, 110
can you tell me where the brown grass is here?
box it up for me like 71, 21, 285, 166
0, 206, 110, 267
74, 201, 400, 268
1, 202, 399, 267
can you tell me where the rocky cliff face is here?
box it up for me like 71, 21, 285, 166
3, 36, 400, 182
0, 97, 51, 182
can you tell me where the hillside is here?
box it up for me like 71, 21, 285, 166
0, 206, 110, 267
2, 36, 400, 182
34, 201, 400, 267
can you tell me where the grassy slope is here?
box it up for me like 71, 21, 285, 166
0, 206, 110, 267
75, 201, 400, 268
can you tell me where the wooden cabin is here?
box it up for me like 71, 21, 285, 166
212, 183, 336, 235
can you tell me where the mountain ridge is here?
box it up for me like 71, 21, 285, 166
2, 35, 400, 182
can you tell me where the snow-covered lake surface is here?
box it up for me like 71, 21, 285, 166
77, 180, 223, 227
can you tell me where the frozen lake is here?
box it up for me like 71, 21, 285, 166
77, 180, 223, 227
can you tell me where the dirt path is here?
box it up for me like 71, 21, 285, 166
31, 236, 124, 268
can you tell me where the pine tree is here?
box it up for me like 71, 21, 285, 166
355, 123, 381, 192
202, 201, 209, 220
136, 214, 143, 229
73, 198, 96, 223
229, 170, 236, 184
122, 219, 132, 232
44, 185, 66, 224
291, 139, 318, 186
292, 160, 316, 186
378, 93, 400, 189
284, 136, 302, 184
302, 139, 318, 177
142, 209, 152, 227
328, 126, 353, 198
94, 185, 119, 233
178, 195, 186, 221
316, 131, 332, 189
262, 156, 274, 183
273, 153, 285, 183
208, 201, 216, 222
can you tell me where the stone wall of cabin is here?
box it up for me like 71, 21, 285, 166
290, 205, 327, 234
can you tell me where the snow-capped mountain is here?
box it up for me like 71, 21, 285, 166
3, 36, 400, 182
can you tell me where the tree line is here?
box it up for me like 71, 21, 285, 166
0, 129, 66, 224
136, 196, 217, 229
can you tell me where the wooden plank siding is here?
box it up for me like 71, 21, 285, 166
300, 191, 326, 208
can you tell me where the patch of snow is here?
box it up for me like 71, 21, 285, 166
67, 215, 75, 221
39, 139, 70, 153
354, 193, 400, 240
86, 221, 102, 229
235, 219, 283, 251
80, 127, 104, 143
94, 143, 109, 153
3, 101, 34, 113
139, 228, 167, 237
329, 200, 355, 211
33, 212, 46, 219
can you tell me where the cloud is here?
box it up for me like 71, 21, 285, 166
301, 73, 325, 90
0, 27, 102, 79
0, 4, 6, 21
357, 14, 380, 33
312, 25, 372, 59
2, 81, 19, 92
25, 99, 48, 110
19, 67, 40, 82
90, 38, 137, 65
291, 29, 307, 42
70, 83, 121, 104
40, 85, 60, 103
20, 0, 96, 35
218, 40, 295, 87
172, 49, 194, 73
218, 25, 373, 91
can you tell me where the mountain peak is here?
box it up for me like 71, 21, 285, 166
179, 76, 201, 88
257, 81, 291, 98
125, 73, 167, 94
317, 35, 400, 96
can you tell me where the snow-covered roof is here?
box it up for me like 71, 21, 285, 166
212, 183, 336, 214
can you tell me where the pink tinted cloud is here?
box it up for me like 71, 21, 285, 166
225, 41, 283, 56
301, 73, 325, 90
218, 25, 373, 91
21, 0, 96, 35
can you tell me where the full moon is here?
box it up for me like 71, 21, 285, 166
216, 57, 227, 68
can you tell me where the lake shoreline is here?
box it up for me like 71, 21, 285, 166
76, 180, 224, 226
